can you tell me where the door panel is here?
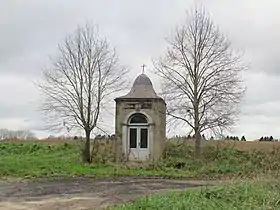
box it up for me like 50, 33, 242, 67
128, 127, 149, 161
129, 128, 137, 148
140, 128, 148, 148
129, 127, 138, 160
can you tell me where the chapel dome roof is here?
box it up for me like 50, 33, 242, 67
116, 73, 161, 99
133, 73, 153, 86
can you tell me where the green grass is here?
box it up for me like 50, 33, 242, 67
1, 140, 280, 179
110, 180, 280, 210
2, 141, 280, 209
0, 142, 189, 179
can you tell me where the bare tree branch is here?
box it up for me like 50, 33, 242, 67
36, 23, 129, 162
153, 6, 247, 158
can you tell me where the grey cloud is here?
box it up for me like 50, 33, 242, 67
0, 0, 96, 75
0, 104, 36, 118
243, 75, 280, 105
242, 102, 280, 119
1, 0, 280, 140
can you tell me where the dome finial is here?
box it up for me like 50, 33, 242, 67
141, 64, 146, 74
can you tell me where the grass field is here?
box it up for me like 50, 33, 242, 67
1, 139, 280, 179
0, 141, 186, 179
1, 139, 280, 209
110, 180, 280, 210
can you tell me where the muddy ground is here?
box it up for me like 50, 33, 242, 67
0, 177, 217, 210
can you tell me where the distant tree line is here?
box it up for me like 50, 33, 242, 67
0, 129, 37, 140
94, 134, 115, 140
259, 136, 277, 141
72, 134, 116, 141
225, 136, 246, 141
186, 134, 206, 140
172, 134, 207, 140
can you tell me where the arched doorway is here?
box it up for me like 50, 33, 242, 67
127, 113, 149, 161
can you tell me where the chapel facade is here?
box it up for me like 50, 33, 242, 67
114, 73, 166, 161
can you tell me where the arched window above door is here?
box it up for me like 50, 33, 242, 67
129, 113, 148, 124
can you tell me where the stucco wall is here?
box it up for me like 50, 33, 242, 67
114, 99, 166, 162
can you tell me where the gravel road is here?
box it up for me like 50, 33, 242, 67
0, 177, 214, 210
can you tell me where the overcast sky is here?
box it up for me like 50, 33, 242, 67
0, 0, 280, 140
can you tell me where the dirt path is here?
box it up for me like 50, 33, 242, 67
0, 177, 216, 210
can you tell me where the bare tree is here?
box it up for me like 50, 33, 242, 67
153, 7, 247, 158
0, 129, 37, 140
38, 24, 128, 163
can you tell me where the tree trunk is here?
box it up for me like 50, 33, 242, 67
83, 129, 91, 163
194, 101, 201, 159
194, 127, 201, 159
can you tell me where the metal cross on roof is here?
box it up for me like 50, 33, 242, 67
141, 64, 146, 74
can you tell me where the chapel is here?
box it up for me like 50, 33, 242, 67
114, 72, 166, 161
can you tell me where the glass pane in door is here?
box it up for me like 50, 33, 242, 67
129, 128, 137, 148
140, 128, 148, 148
